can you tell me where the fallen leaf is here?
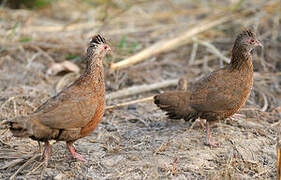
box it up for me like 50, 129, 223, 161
47, 61, 80, 75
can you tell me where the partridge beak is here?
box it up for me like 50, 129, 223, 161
108, 47, 113, 55
255, 40, 263, 47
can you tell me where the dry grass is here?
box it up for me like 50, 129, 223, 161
0, 0, 280, 179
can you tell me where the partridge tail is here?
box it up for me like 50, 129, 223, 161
154, 91, 198, 121
5, 117, 31, 137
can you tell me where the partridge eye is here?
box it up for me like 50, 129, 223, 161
104, 46, 108, 50
250, 39, 255, 43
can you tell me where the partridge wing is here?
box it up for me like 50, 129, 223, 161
32, 87, 98, 129
190, 69, 239, 112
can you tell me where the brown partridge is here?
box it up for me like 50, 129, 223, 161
7, 34, 111, 162
154, 30, 262, 147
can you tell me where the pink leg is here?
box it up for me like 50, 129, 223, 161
41, 141, 50, 163
66, 142, 87, 162
228, 113, 245, 121
205, 122, 219, 147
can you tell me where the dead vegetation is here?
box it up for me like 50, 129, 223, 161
0, 0, 280, 179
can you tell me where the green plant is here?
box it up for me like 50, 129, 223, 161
118, 35, 139, 55
2, 0, 55, 9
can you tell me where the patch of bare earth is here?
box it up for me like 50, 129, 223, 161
0, 0, 280, 179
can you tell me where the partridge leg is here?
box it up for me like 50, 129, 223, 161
38, 141, 42, 153
41, 141, 50, 163
66, 141, 87, 162
228, 113, 245, 121
205, 122, 219, 147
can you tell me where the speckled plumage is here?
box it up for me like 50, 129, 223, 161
154, 30, 262, 146
8, 34, 111, 161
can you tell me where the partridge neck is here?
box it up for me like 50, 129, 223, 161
230, 48, 253, 72
86, 56, 104, 74
79, 55, 104, 87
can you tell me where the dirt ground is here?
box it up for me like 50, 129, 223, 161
0, 0, 280, 179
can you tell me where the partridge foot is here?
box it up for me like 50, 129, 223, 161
66, 142, 87, 162
205, 122, 219, 147
228, 113, 245, 121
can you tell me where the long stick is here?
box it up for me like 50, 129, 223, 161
105, 96, 154, 110
106, 79, 178, 100
110, 13, 235, 71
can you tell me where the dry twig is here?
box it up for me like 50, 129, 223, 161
26, 161, 46, 176
106, 96, 154, 110
194, 38, 230, 63
9, 154, 41, 180
188, 40, 198, 65
106, 79, 178, 100
110, 13, 239, 71
260, 92, 268, 112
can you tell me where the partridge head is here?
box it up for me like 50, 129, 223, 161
233, 30, 262, 53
